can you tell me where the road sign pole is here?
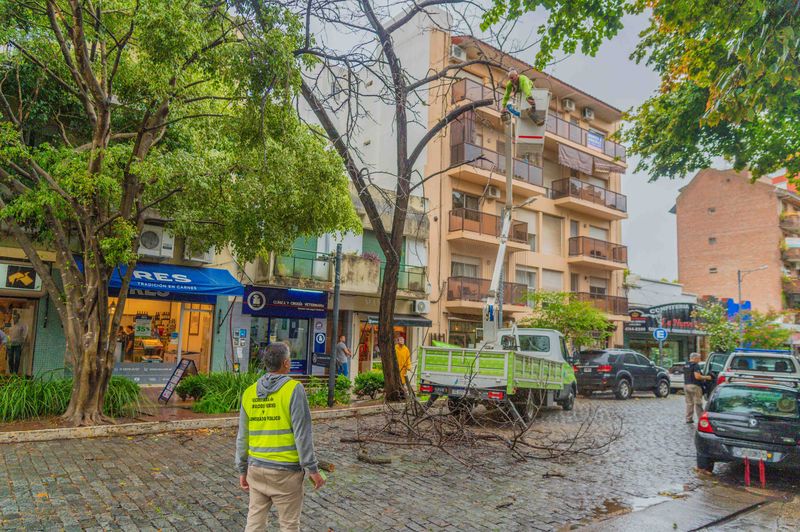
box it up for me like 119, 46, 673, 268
658, 340, 664, 366
328, 243, 342, 407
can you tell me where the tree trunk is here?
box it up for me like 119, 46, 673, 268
379, 255, 402, 400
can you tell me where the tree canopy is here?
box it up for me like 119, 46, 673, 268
694, 303, 792, 352
517, 292, 613, 349
482, 0, 800, 180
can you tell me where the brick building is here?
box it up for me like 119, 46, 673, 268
673, 168, 800, 313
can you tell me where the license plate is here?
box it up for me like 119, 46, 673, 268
732, 447, 770, 461
583, 367, 592, 373
448, 388, 465, 397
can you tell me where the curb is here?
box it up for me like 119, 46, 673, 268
0, 404, 386, 444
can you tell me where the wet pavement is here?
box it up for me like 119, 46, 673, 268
0, 392, 797, 530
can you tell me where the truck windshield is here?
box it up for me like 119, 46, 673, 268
710, 385, 799, 419
518, 335, 550, 352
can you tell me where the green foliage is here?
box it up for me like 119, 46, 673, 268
354, 370, 385, 399
175, 375, 208, 401
481, 1, 629, 69
0, 374, 141, 422
188, 372, 260, 414
517, 292, 613, 349
694, 304, 740, 353
742, 311, 792, 350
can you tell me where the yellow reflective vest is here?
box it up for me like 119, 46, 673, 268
242, 379, 300, 464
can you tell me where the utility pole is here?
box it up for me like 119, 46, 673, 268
497, 112, 515, 328
328, 243, 342, 407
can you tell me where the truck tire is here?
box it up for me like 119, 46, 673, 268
614, 378, 632, 400
559, 385, 576, 411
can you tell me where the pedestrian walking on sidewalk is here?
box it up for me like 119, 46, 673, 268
684, 352, 712, 424
236, 343, 325, 531
335, 335, 352, 378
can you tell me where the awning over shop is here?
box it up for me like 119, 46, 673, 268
76, 258, 243, 303
366, 315, 433, 327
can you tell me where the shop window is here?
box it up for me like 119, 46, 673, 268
0, 298, 37, 376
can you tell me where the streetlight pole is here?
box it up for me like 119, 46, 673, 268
737, 265, 767, 346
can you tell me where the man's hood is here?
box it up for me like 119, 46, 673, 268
256, 373, 292, 398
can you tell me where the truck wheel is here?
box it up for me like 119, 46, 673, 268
614, 379, 632, 400
559, 386, 576, 411
654, 379, 670, 398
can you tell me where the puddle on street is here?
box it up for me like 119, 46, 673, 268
591, 498, 632, 518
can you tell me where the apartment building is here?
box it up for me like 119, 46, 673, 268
675, 168, 800, 315
424, 35, 630, 348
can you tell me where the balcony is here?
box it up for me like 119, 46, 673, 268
783, 248, 800, 263
448, 208, 529, 251
545, 115, 626, 163
551, 178, 628, 220
781, 214, 800, 235
568, 237, 627, 270
380, 264, 427, 294
449, 141, 546, 197
446, 276, 529, 314
574, 292, 628, 316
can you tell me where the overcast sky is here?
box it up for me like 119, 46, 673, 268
517, 11, 686, 281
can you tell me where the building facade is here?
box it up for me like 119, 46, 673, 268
423, 35, 630, 348
674, 168, 800, 315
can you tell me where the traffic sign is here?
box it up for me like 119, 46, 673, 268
653, 328, 669, 341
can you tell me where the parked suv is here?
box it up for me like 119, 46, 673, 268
695, 380, 800, 471
575, 349, 671, 400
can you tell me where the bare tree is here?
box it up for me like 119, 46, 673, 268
241, 0, 536, 398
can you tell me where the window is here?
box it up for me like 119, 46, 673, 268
570, 169, 579, 178
570, 220, 579, 238
515, 209, 537, 251
516, 268, 537, 306
518, 335, 550, 352
709, 267, 718, 274
570, 273, 579, 292
710, 386, 798, 419
527, 234, 537, 252
451, 255, 480, 278
452, 191, 479, 211
708, 207, 716, 214
589, 225, 609, 241
496, 139, 505, 154
589, 277, 608, 295
728, 355, 798, 373
541, 214, 563, 255
708, 237, 717, 245
623, 353, 638, 365
474, 132, 483, 148
636, 354, 651, 366
542, 269, 564, 291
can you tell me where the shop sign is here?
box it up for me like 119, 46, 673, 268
0, 263, 42, 292
114, 362, 178, 385
243, 285, 328, 319
587, 130, 605, 151
134, 315, 151, 337
624, 303, 703, 335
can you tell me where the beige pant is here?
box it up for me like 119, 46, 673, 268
684, 384, 704, 422
245, 466, 305, 532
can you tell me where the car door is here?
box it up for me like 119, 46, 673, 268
636, 353, 658, 388
622, 353, 643, 389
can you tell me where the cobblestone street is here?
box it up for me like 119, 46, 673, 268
0, 394, 775, 531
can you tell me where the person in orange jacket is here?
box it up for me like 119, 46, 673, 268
394, 336, 411, 385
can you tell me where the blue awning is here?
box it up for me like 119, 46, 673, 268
75, 258, 243, 303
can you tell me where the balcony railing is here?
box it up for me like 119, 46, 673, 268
450, 141, 544, 187
546, 115, 627, 162
275, 252, 331, 281
551, 178, 627, 213
450, 78, 627, 163
448, 276, 528, 305
781, 214, 800, 234
574, 292, 628, 315
783, 248, 800, 262
449, 208, 528, 243
784, 277, 800, 295
380, 264, 427, 293
568, 237, 627, 264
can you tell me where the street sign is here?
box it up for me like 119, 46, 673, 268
653, 328, 669, 341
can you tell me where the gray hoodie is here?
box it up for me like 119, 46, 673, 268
235, 373, 319, 475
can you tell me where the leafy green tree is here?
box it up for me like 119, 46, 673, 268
0, 1, 358, 425
694, 304, 740, 353
742, 311, 792, 350
517, 292, 613, 350
482, 1, 800, 179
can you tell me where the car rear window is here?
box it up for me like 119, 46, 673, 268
711, 386, 799, 419
728, 356, 798, 373
579, 352, 619, 365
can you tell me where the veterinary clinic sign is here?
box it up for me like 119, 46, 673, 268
0, 262, 42, 293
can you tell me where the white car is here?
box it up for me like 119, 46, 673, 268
716, 350, 800, 387
668, 361, 705, 393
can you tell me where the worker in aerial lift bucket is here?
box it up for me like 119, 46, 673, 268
501, 69, 546, 126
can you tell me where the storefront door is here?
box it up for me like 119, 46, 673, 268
0, 297, 37, 376
179, 304, 214, 374
268, 318, 310, 374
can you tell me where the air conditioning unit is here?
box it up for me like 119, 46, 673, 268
582, 107, 595, 121
185, 248, 213, 264
414, 300, 431, 314
450, 44, 466, 62
487, 185, 501, 199
138, 224, 174, 258
562, 98, 576, 112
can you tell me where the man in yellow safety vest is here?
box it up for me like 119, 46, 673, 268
236, 342, 325, 531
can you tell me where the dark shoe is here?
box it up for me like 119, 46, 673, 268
686, 419, 694, 424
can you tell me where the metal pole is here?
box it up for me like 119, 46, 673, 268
737, 269, 744, 346
328, 243, 342, 407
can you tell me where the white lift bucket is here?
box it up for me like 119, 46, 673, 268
514, 88, 551, 159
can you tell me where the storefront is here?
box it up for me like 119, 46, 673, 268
243, 286, 328, 376
0, 261, 43, 376
356, 315, 432, 373
623, 303, 705, 365
101, 261, 243, 384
